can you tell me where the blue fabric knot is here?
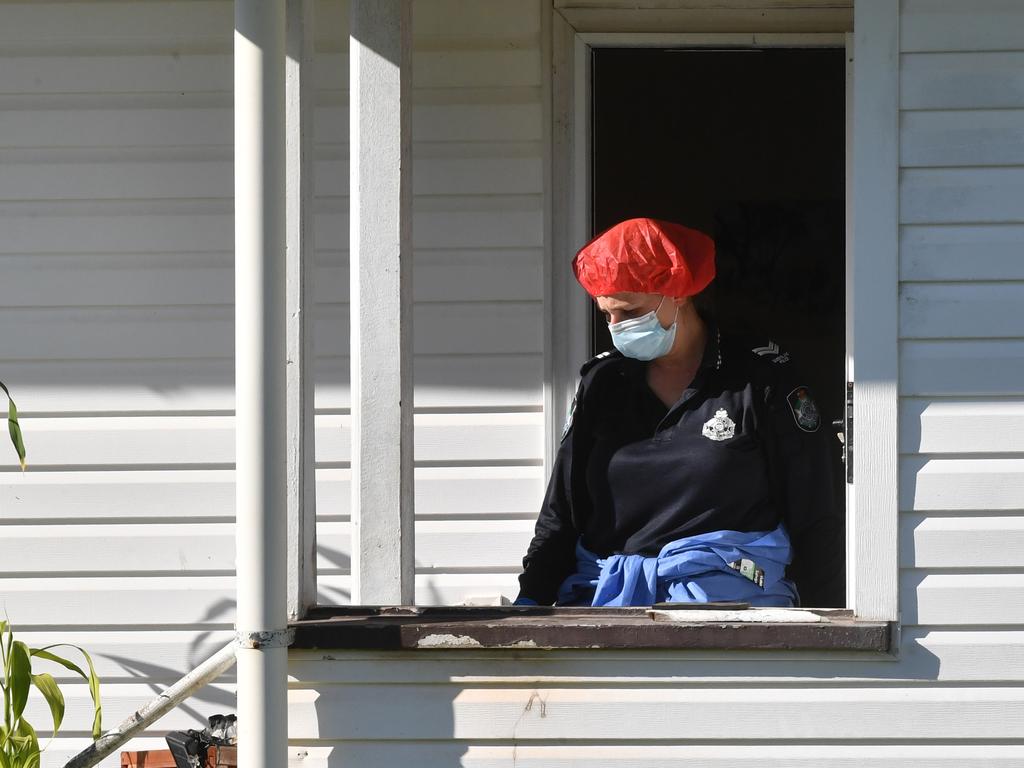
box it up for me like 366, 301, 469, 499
556, 524, 799, 607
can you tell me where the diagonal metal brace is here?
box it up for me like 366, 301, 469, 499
235, 628, 296, 649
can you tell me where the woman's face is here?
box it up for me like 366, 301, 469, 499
595, 292, 679, 329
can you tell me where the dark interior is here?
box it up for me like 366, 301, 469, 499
590, 46, 848, 530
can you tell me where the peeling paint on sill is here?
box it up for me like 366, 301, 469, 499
418, 633, 484, 648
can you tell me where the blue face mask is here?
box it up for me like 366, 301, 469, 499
608, 297, 677, 361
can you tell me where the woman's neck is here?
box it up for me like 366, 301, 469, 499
645, 305, 707, 406
651, 305, 707, 375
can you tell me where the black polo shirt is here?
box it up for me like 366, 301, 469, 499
518, 328, 845, 607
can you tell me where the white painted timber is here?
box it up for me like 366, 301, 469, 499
348, 0, 413, 603
286, 0, 317, 621
901, 0, 1024, 53
899, 513, 1024, 568
282, 743, 1024, 768
849, 0, 900, 620
900, 52, 1024, 110
900, 340, 1024, 397
900, 225, 1024, 282
900, 457, 1024, 511
0, 465, 545, 521
900, 109, 1024, 167
901, 168, 1024, 225
902, 572, 1024, 626
899, 399, 1024, 455
901, 282, 1024, 338
290, 629, 1024, 683
288, 684, 1024, 740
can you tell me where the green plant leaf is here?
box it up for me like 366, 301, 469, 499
14, 720, 37, 765
29, 645, 102, 740
29, 675, 62, 736
8, 644, 30, 723
0, 382, 26, 472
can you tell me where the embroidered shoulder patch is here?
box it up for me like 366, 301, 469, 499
787, 386, 821, 433
560, 393, 577, 441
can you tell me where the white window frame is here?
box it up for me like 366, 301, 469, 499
547, 1, 899, 622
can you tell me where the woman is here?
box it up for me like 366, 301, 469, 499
515, 217, 844, 608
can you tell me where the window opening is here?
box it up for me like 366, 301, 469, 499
589, 47, 847, 604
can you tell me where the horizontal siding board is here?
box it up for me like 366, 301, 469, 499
289, 629, 1024, 684
901, 0, 1024, 53
0, 102, 540, 149
901, 52, 1024, 110
900, 340, 1024, 397
0, 573, 522, 624
0, 47, 541, 95
314, 49, 542, 90
900, 399, 1024, 455
555, 8, 853, 34
0, 206, 542, 254
900, 168, 1024, 225
0, 1, 233, 52
900, 513, 1024, 568
900, 225, 1024, 281
10, 412, 541, 467
0, 250, 542, 306
0, 466, 544, 522
900, 109, 1024, 167
18, 629, 235, 682
22, 681, 234, 735
0, 353, 542, 412
901, 457, 1024, 511
0, 302, 541, 360
316, 573, 522, 607
282, 744, 1024, 768
0, 519, 534, 575
902, 572, 1024, 625
900, 282, 1024, 338
289, 685, 1024, 740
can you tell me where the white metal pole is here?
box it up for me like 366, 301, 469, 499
235, 0, 289, 766
350, 0, 414, 605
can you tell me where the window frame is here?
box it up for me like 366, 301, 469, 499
546, 2, 899, 625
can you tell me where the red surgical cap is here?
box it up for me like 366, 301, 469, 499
572, 217, 716, 299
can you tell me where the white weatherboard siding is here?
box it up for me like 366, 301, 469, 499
311, 0, 544, 604
0, 0, 541, 765
288, 1, 1024, 766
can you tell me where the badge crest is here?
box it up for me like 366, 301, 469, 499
787, 386, 820, 432
560, 393, 577, 441
702, 408, 736, 441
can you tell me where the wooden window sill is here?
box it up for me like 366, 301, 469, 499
290, 606, 892, 652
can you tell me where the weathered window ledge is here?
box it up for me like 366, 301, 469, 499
290, 606, 892, 652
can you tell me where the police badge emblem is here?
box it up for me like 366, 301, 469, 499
787, 386, 821, 432
702, 408, 736, 441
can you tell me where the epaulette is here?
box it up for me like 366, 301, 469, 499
578, 349, 623, 377
750, 340, 790, 365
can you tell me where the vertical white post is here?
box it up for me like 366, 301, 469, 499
285, 0, 317, 621
350, 0, 414, 605
235, 0, 289, 766
850, 0, 900, 621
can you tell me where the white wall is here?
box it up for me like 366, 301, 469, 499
287, 1, 1024, 765
0, 0, 544, 764
311, 0, 546, 606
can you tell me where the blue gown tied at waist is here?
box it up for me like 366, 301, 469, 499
555, 524, 799, 607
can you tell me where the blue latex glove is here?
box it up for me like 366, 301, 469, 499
513, 596, 538, 606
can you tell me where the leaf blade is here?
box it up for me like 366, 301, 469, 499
0, 382, 26, 471
29, 674, 63, 736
